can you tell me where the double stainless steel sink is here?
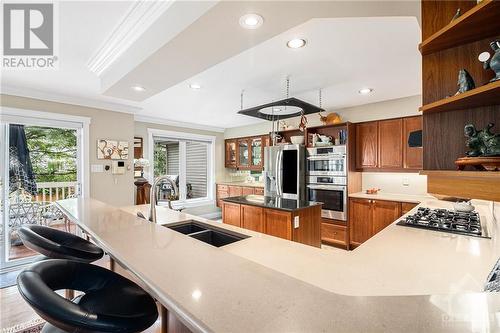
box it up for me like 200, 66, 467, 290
166, 220, 249, 247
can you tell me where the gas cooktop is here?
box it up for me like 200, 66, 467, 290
396, 207, 489, 238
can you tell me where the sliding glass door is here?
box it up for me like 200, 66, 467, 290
0, 112, 86, 270
149, 129, 214, 206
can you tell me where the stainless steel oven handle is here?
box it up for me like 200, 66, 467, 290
306, 184, 346, 191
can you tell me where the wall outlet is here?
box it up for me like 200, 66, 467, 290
294, 216, 300, 228
402, 177, 410, 186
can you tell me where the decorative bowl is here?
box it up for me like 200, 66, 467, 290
290, 136, 305, 144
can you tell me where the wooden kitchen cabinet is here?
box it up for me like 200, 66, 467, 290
222, 202, 241, 227
216, 184, 264, 208
321, 222, 348, 249
356, 122, 378, 169
378, 119, 403, 168
349, 198, 373, 247
241, 187, 254, 195
224, 135, 269, 171
241, 205, 265, 233
356, 116, 422, 171
349, 198, 403, 248
401, 202, 418, 215
216, 184, 229, 208
264, 209, 292, 240
228, 185, 243, 197
253, 187, 264, 195
225, 139, 237, 168
372, 200, 401, 235
403, 116, 423, 169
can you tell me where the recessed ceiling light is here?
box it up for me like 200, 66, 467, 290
358, 88, 374, 95
189, 83, 202, 90
287, 38, 307, 49
132, 85, 146, 92
239, 14, 264, 29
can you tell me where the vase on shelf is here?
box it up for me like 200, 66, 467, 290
484, 40, 500, 82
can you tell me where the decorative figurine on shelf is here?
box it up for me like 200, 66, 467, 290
319, 112, 342, 125
455, 69, 475, 95
298, 111, 308, 132
451, 8, 461, 22
456, 123, 500, 171
464, 123, 500, 157
478, 40, 500, 82
279, 120, 293, 131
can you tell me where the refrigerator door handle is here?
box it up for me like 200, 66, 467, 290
276, 149, 283, 196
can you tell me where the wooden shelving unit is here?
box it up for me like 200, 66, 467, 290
419, 0, 500, 55
419, 81, 500, 113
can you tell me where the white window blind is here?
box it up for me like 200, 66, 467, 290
186, 141, 208, 199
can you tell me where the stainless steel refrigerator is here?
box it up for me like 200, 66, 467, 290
263, 144, 306, 200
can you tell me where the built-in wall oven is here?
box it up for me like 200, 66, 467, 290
306, 146, 347, 221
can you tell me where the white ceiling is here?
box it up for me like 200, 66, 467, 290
1, 1, 140, 112
1, 1, 422, 129
142, 17, 422, 128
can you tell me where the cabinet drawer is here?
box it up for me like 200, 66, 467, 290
253, 187, 264, 195
241, 187, 254, 195
321, 223, 347, 245
217, 184, 229, 191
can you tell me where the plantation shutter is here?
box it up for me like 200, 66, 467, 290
166, 143, 179, 175
186, 141, 208, 198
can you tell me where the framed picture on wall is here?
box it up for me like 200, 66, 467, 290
97, 139, 129, 160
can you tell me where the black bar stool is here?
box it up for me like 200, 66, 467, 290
17, 259, 159, 333
17, 225, 104, 263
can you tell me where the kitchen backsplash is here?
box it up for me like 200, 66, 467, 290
361, 172, 428, 196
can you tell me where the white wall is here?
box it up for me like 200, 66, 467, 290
361, 173, 427, 196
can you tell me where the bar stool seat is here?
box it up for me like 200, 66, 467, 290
17, 259, 159, 333
18, 225, 103, 263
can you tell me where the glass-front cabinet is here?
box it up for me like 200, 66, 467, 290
225, 135, 269, 171
250, 137, 262, 168
238, 139, 249, 168
225, 139, 237, 168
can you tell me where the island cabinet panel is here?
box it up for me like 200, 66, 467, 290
293, 207, 322, 248
355, 122, 378, 169
264, 209, 292, 241
403, 116, 423, 169
222, 202, 241, 227
372, 200, 402, 235
378, 119, 403, 169
349, 198, 373, 247
241, 205, 265, 233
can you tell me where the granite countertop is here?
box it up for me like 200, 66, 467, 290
57, 198, 500, 332
349, 191, 435, 203
221, 195, 322, 211
216, 181, 264, 188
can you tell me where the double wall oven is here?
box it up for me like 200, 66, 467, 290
306, 146, 347, 221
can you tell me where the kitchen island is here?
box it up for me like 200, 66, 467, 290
221, 195, 322, 247
57, 198, 500, 333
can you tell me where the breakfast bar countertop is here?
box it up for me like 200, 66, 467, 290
57, 198, 500, 333
221, 195, 322, 211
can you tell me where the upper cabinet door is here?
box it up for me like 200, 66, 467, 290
238, 139, 250, 168
356, 122, 378, 169
225, 139, 237, 168
250, 137, 262, 169
403, 116, 423, 170
378, 119, 403, 169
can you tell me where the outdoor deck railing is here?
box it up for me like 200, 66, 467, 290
34, 181, 78, 202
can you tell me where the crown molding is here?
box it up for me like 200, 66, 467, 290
87, 0, 175, 76
135, 114, 225, 133
1, 85, 142, 114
